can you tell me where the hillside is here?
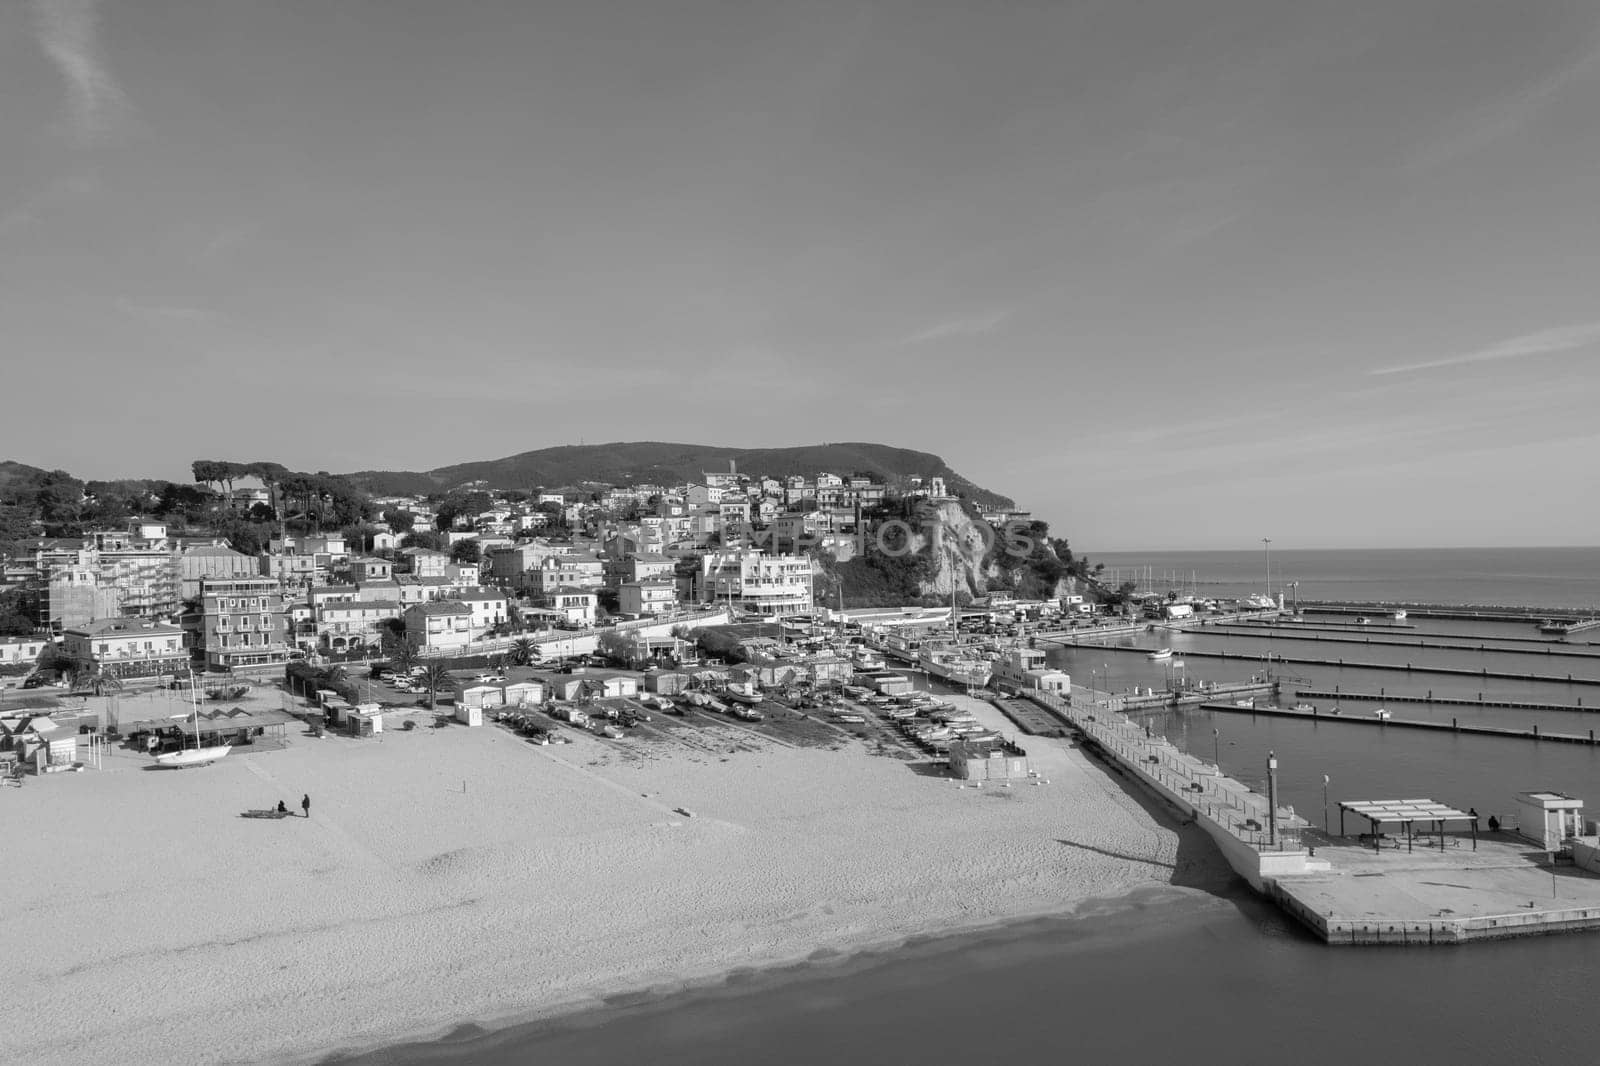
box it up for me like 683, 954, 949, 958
344, 442, 1014, 507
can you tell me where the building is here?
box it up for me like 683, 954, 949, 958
0, 635, 52, 668
403, 601, 474, 653
348, 557, 394, 584
314, 600, 400, 656
260, 552, 321, 591
178, 545, 259, 601
196, 575, 291, 674
456, 587, 510, 632
697, 550, 813, 616
547, 587, 597, 627
398, 547, 449, 578
62, 618, 188, 678
991, 648, 1071, 695
619, 580, 677, 617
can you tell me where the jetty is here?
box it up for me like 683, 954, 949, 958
1023, 690, 1600, 945
1193, 628, 1600, 661
1152, 647, 1600, 687
1196, 701, 1600, 746
1292, 689, 1591, 713
1301, 601, 1597, 624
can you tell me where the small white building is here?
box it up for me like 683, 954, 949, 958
1515, 791, 1585, 851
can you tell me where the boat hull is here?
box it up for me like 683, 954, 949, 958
154, 745, 232, 768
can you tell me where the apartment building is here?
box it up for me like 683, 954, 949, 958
619, 580, 677, 617
62, 618, 188, 678
697, 551, 813, 616
196, 575, 291, 673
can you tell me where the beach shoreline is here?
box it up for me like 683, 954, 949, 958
5, 693, 1214, 1066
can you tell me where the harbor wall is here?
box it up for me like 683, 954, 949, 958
1022, 691, 1320, 892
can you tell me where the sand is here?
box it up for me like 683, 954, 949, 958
2, 693, 1184, 1066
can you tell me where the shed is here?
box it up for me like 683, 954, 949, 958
1515, 791, 1585, 851
948, 740, 1028, 781
647, 671, 690, 695
461, 685, 506, 710
503, 681, 543, 706
455, 704, 484, 727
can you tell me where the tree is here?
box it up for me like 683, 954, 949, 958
596, 629, 632, 665
449, 539, 482, 565
417, 662, 454, 709
401, 530, 446, 551
68, 665, 123, 697
0, 612, 34, 636
388, 640, 421, 674
509, 637, 537, 666
387, 510, 417, 536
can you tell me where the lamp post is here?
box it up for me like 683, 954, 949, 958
1322, 773, 1330, 835
1212, 726, 1220, 767
1262, 538, 1272, 601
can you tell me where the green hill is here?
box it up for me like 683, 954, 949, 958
344, 442, 1014, 507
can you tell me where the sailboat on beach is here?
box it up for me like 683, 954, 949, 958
154, 670, 232, 768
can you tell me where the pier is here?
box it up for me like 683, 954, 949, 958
1195, 628, 1600, 660
1196, 701, 1600, 745
1292, 689, 1590, 713
1301, 601, 1597, 623
1150, 647, 1600, 686
1022, 690, 1600, 945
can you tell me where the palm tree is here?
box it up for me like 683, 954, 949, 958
68, 665, 124, 697
509, 638, 536, 666
388, 640, 420, 674
418, 662, 454, 710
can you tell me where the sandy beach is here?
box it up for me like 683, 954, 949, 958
3, 693, 1187, 1066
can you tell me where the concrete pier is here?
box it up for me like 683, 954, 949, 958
1025, 690, 1600, 945
1197, 701, 1600, 746
1197, 628, 1600, 661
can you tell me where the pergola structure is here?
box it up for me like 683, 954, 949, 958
1338, 798, 1479, 852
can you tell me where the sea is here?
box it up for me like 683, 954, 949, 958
331, 548, 1600, 1066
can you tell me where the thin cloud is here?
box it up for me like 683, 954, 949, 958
31, 0, 130, 142
899, 309, 1010, 346
1370, 323, 1600, 376
115, 297, 219, 324
1404, 40, 1600, 172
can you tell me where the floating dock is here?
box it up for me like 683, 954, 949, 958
1292, 689, 1591, 713
1152, 648, 1600, 687
1196, 628, 1600, 661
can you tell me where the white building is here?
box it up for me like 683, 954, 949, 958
698, 550, 813, 616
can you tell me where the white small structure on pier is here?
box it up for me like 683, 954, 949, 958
1514, 791, 1584, 851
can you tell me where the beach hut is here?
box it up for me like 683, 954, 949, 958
503, 681, 543, 706
949, 741, 1028, 782
461, 685, 506, 711
350, 709, 384, 737
646, 671, 689, 696
454, 704, 484, 727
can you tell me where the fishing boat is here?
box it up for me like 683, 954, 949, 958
1392, 610, 1407, 622
154, 670, 231, 768
1147, 648, 1173, 661
725, 681, 763, 705
917, 643, 993, 688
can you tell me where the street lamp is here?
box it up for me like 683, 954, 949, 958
1322, 773, 1330, 835
1212, 727, 1220, 766
1262, 538, 1272, 601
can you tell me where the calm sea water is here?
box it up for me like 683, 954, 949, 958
1090, 546, 1600, 610
332, 549, 1600, 1066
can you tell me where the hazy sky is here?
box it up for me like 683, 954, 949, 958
5, 1, 1598, 550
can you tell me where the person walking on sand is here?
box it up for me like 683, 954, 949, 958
301, 793, 311, 818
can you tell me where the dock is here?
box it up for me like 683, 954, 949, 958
1195, 628, 1600, 661
1542, 618, 1600, 636
1292, 689, 1591, 713
1020, 690, 1600, 945
1154, 647, 1600, 687
1301, 601, 1598, 624
1197, 701, 1600, 745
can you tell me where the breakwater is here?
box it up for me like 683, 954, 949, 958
1196, 628, 1600, 660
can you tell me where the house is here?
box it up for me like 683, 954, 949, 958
315, 600, 400, 655
398, 547, 449, 578
619, 580, 677, 617
371, 531, 399, 551
0, 636, 51, 668
62, 618, 188, 678
403, 601, 473, 653
547, 587, 597, 627
455, 587, 509, 631
348, 557, 394, 584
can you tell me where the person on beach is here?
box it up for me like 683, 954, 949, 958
301, 794, 311, 818
276, 800, 288, 815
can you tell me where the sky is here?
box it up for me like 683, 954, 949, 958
3, 0, 1598, 551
